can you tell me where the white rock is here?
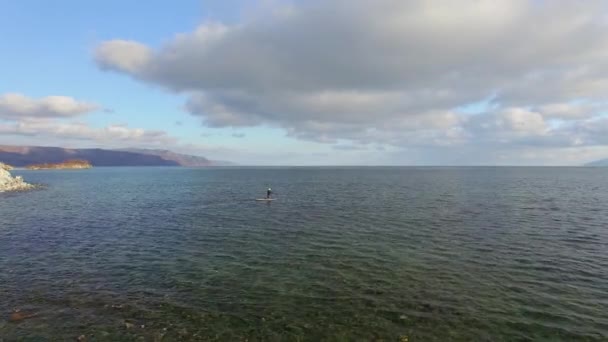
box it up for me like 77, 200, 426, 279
0, 167, 34, 192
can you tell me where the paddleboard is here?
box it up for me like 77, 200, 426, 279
256, 198, 276, 201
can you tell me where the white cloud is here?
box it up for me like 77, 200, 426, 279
0, 93, 98, 120
94, 0, 608, 163
0, 92, 230, 161
536, 102, 597, 120
0, 119, 176, 146
95, 40, 152, 74
468, 108, 548, 138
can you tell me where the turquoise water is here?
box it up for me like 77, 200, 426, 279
1, 167, 607, 341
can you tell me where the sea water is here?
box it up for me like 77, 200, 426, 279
1, 167, 607, 340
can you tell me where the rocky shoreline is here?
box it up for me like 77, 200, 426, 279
26, 159, 92, 170
0, 164, 35, 192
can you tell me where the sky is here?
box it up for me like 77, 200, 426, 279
2, 0, 608, 165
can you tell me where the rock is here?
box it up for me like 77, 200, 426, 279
124, 321, 135, 329
0, 167, 35, 192
154, 332, 166, 342
8, 309, 38, 322
77, 334, 86, 341
0, 162, 13, 171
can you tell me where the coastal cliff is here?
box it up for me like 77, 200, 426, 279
26, 159, 93, 170
0, 162, 13, 171
0, 167, 34, 192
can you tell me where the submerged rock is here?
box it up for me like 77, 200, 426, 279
0, 167, 34, 192
8, 309, 38, 323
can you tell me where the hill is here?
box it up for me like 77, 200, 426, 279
0, 145, 229, 167
26, 159, 93, 170
585, 159, 608, 167
118, 148, 213, 167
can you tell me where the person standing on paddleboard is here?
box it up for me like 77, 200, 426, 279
266, 187, 272, 199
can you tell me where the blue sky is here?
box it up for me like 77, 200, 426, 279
1, 0, 360, 165
2, 1, 608, 165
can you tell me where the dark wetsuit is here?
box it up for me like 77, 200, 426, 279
266, 189, 272, 198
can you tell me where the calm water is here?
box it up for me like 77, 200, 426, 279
1, 167, 607, 341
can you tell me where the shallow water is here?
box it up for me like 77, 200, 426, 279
1, 167, 607, 341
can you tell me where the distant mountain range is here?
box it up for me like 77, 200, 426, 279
585, 159, 608, 167
0, 145, 232, 167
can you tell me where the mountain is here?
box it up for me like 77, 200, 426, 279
118, 148, 214, 167
585, 159, 608, 167
0, 145, 230, 167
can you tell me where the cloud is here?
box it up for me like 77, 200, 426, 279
95, 0, 608, 163
0, 93, 180, 150
463, 106, 608, 150
95, 40, 152, 74
232, 132, 246, 138
0, 119, 177, 146
535, 102, 597, 120
0, 91, 235, 161
333, 144, 368, 151
466, 108, 548, 141
0, 93, 99, 120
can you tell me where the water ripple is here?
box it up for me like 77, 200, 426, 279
1, 167, 607, 340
